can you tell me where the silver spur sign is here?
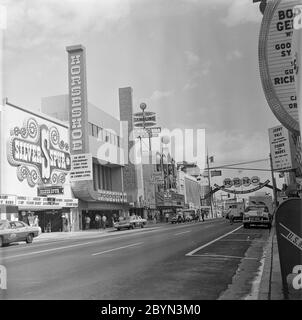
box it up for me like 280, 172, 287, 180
7, 118, 71, 187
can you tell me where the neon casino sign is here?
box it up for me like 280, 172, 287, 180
7, 118, 71, 187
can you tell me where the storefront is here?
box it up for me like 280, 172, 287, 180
0, 100, 79, 231
155, 190, 185, 221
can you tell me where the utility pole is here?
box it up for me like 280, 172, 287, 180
269, 153, 278, 210
207, 151, 214, 218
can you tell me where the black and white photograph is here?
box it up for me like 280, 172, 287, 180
0, 0, 302, 307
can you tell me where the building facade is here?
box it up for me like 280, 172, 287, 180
0, 100, 78, 232
41, 93, 128, 229
39, 45, 128, 230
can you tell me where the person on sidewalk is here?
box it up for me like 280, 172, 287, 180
229, 213, 234, 225
201, 210, 205, 222
85, 215, 91, 230
101, 214, 107, 230
165, 212, 169, 223
95, 214, 101, 230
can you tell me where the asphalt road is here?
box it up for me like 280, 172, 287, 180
0, 219, 270, 300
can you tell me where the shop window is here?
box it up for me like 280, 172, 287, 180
98, 127, 103, 141
98, 165, 103, 189
93, 163, 98, 191
88, 123, 93, 136
105, 131, 109, 142
92, 124, 98, 137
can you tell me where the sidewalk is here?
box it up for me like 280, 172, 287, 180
258, 225, 284, 300
35, 221, 166, 242
35, 217, 219, 242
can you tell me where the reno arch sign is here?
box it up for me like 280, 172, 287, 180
259, 0, 301, 133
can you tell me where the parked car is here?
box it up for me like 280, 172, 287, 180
183, 211, 193, 222
243, 205, 272, 229
0, 220, 41, 247
170, 212, 184, 223
114, 215, 147, 230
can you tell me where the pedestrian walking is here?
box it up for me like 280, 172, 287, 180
85, 215, 91, 230
153, 214, 157, 224
95, 214, 101, 230
201, 210, 205, 222
229, 213, 234, 225
62, 214, 69, 232
101, 214, 107, 230
165, 212, 169, 223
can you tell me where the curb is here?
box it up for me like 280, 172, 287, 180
258, 224, 284, 300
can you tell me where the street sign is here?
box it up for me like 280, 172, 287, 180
137, 133, 159, 138
134, 121, 157, 128
276, 198, 302, 299
133, 112, 157, 128
211, 170, 222, 177
134, 111, 155, 118
269, 125, 297, 171
134, 127, 161, 138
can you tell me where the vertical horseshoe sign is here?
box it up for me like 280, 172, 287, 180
275, 198, 302, 299
259, 0, 301, 134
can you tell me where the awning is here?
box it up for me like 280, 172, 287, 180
18, 205, 63, 211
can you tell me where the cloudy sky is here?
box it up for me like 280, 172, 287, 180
2, 0, 283, 189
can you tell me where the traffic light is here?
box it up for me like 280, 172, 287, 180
253, 0, 267, 15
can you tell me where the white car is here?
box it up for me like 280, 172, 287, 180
0, 220, 41, 247
243, 206, 272, 229
114, 216, 147, 230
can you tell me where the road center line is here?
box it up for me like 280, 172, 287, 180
185, 225, 243, 256
1, 236, 133, 260
92, 242, 143, 256
188, 254, 258, 260
174, 231, 191, 236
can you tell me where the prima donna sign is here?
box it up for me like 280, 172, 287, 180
7, 118, 71, 187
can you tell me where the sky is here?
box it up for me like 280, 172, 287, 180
1, 0, 285, 191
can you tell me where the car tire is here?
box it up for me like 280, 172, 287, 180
243, 223, 250, 229
117, 228, 120, 231
0, 236, 3, 247
26, 234, 33, 244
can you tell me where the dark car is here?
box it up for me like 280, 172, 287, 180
0, 220, 41, 247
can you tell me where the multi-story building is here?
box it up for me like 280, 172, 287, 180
41, 94, 128, 229
39, 45, 128, 230
177, 163, 201, 210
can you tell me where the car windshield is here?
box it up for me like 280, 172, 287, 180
245, 206, 268, 212
0, 221, 8, 230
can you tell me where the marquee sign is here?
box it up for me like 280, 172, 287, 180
259, 0, 300, 133
7, 118, 71, 187
96, 191, 127, 203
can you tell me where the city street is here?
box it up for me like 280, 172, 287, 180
0, 219, 270, 300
